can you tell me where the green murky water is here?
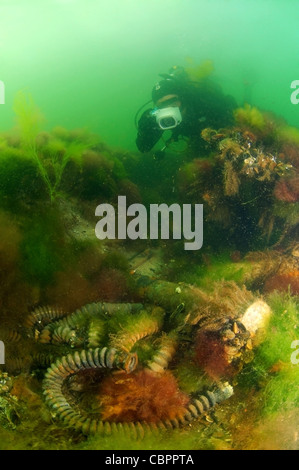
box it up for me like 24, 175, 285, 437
0, 0, 298, 451
1, 0, 299, 149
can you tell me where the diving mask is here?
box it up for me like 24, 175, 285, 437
151, 106, 182, 130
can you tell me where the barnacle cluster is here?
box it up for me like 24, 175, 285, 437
241, 150, 293, 182
177, 105, 299, 251
203, 128, 294, 189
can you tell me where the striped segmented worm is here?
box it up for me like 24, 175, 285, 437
0, 328, 22, 343
50, 325, 82, 347
147, 332, 178, 373
109, 307, 164, 352
39, 302, 144, 345
33, 297, 238, 437
87, 318, 106, 348
43, 345, 233, 437
43, 347, 138, 432
25, 306, 68, 339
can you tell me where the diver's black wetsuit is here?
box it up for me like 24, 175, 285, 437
136, 80, 236, 154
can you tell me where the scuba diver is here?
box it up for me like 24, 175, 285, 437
135, 65, 237, 157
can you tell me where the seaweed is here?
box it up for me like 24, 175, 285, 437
13, 92, 98, 202
238, 292, 299, 415
19, 208, 67, 287
97, 369, 189, 423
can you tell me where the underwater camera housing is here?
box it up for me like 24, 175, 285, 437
151, 106, 182, 130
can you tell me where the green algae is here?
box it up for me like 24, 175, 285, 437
0, 148, 48, 212
19, 207, 70, 287
174, 358, 212, 395
79, 424, 231, 451
234, 104, 266, 132
1, 80, 299, 451
166, 252, 247, 290
13, 92, 101, 203
238, 292, 299, 416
